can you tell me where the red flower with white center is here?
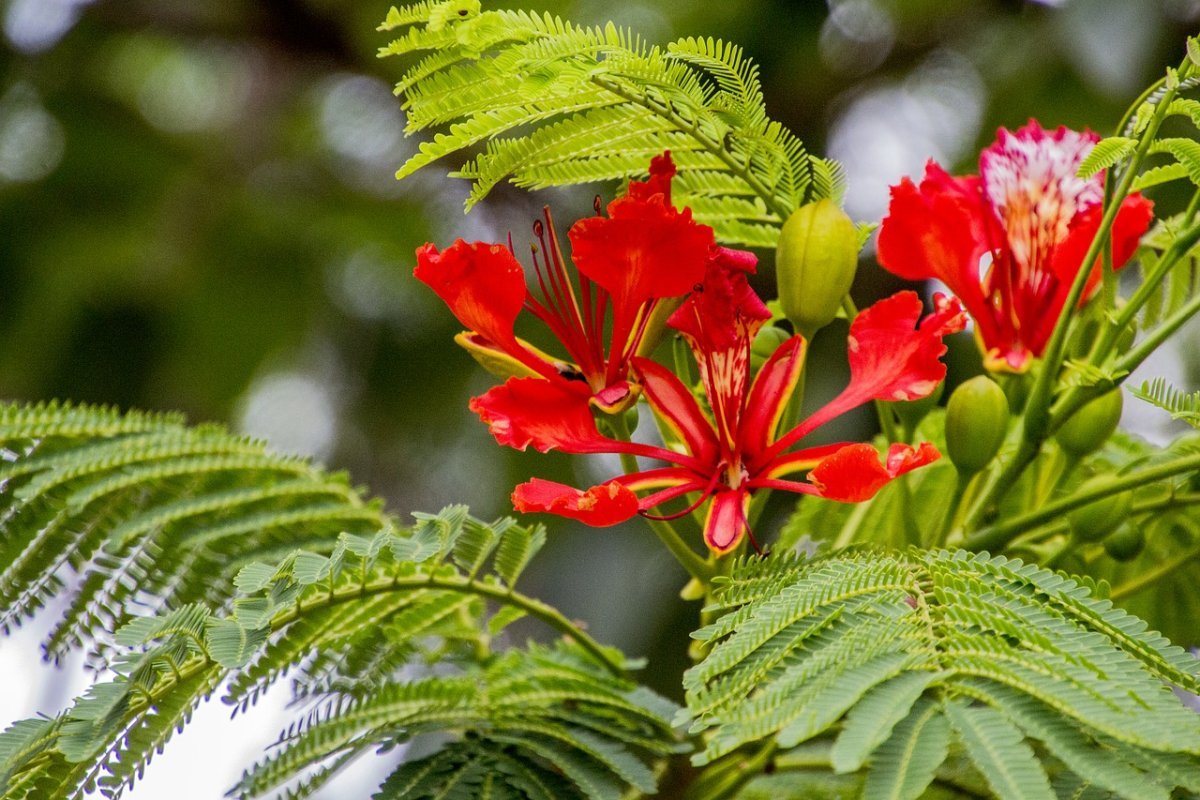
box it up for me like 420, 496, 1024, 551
414, 152, 713, 414
877, 121, 1153, 373
492, 247, 965, 555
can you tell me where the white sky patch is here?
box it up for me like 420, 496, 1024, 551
237, 371, 340, 462
828, 49, 985, 225
0, 83, 65, 183
3, 0, 92, 54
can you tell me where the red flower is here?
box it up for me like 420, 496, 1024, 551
503, 249, 965, 554
877, 121, 1153, 372
415, 153, 714, 413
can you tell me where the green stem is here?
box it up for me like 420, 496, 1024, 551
1008, 490, 1200, 549
591, 75, 794, 222
269, 572, 629, 676
1110, 544, 1200, 600
1023, 80, 1178, 442
687, 742, 778, 800
606, 412, 716, 584
967, 65, 1187, 527
933, 471, 973, 547
964, 453, 1200, 552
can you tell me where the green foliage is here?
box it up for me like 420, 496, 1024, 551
1130, 376, 1200, 427
0, 503, 677, 799
778, 409, 959, 552
1076, 136, 1136, 179
377, 1, 840, 247
0, 401, 390, 664
683, 548, 1200, 800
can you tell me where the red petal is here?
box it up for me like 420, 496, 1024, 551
702, 489, 749, 554
632, 357, 720, 465
844, 291, 965, 401
569, 167, 713, 362
414, 240, 527, 351
668, 246, 769, 353
1051, 192, 1153, 291
471, 376, 699, 467
469, 377, 613, 453
1110, 193, 1154, 268
808, 442, 940, 503
776, 292, 964, 453
625, 151, 677, 204
512, 478, 639, 526
878, 165, 993, 302
740, 335, 806, 467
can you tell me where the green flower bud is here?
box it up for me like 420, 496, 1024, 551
1067, 478, 1132, 542
1055, 390, 1123, 458
945, 376, 1009, 474
750, 325, 791, 371
775, 200, 859, 338
1103, 523, 1145, 562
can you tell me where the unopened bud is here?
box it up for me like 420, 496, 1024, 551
1103, 523, 1144, 561
775, 200, 859, 338
1055, 390, 1123, 457
945, 376, 1009, 474
1067, 478, 1131, 542
750, 325, 790, 370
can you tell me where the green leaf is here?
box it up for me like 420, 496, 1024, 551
378, 2, 839, 247
1078, 136, 1136, 178
861, 697, 949, 800
830, 671, 939, 773
684, 548, 1200, 793
943, 700, 1054, 800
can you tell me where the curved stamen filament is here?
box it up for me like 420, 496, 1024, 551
640, 472, 721, 521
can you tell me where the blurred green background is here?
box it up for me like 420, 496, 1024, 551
2, 0, 1198, 714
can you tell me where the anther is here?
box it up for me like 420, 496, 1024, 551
593, 195, 603, 215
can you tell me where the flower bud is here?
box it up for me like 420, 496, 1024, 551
775, 200, 859, 338
945, 376, 1009, 474
1103, 523, 1145, 561
750, 325, 791, 371
1067, 478, 1131, 542
1055, 390, 1123, 458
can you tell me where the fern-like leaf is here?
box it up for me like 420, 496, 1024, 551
684, 548, 1200, 799
0, 508, 677, 800
1130, 376, 1200, 427
377, 1, 836, 247
0, 402, 390, 665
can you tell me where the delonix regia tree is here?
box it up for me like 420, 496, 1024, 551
5, 3, 1200, 798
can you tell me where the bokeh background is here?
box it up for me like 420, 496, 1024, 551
1, 0, 1198, 796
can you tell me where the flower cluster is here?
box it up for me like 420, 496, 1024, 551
877, 121, 1153, 372
416, 152, 966, 555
